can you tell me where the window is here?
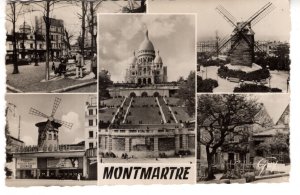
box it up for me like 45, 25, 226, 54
89, 119, 93, 126
88, 109, 93, 116
89, 142, 93, 149
53, 134, 57, 140
30, 43, 33, 49
89, 131, 93, 138
48, 134, 52, 140
40, 44, 43, 49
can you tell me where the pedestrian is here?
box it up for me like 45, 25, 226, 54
77, 173, 81, 181
91, 52, 97, 79
76, 52, 83, 78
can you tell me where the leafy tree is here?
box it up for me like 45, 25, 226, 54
99, 70, 113, 100
177, 71, 195, 116
255, 132, 289, 156
197, 94, 268, 180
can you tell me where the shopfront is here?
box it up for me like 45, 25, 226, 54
13, 151, 86, 180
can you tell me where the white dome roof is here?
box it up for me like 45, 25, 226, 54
138, 29, 155, 51
154, 51, 163, 64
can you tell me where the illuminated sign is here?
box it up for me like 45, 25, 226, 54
16, 158, 37, 169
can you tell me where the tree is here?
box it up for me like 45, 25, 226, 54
177, 71, 195, 116
255, 132, 289, 156
99, 70, 113, 100
197, 94, 266, 180
6, 1, 24, 74
63, 28, 74, 54
273, 44, 290, 70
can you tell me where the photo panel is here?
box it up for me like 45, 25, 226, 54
5, 94, 98, 186
5, 0, 98, 93
97, 13, 196, 184
197, 93, 290, 184
148, 0, 291, 93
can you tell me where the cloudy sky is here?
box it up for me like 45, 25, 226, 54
5, 1, 143, 45
149, 0, 291, 42
6, 94, 94, 146
97, 14, 195, 82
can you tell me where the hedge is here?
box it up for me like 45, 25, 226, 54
217, 65, 270, 81
233, 84, 282, 93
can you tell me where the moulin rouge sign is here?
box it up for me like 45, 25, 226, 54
16, 158, 37, 169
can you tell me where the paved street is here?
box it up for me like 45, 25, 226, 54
6, 179, 97, 187
6, 62, 97, 93
252, 176, 289, 183
198, 65, 289, 93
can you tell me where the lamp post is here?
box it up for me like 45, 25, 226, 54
287, 76, 290, 93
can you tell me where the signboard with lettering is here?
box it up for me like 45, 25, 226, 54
47, 158, 80, 169
16, 158, 37, 169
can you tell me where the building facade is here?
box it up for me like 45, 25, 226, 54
6, 22, 45, 63
125, 29, 167, 85
36, 16, 64, 58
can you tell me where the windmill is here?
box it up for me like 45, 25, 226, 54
215, 2, 275, 66
29, 97, 73, 150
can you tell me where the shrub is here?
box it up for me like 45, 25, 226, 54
234, 84, 282, 92
218, 66, 270, 81
197, 76, 219, 92
241, 69, 270, 81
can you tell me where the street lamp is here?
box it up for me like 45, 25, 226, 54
287, 76, 290, 93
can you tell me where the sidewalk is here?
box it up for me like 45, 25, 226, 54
6, 62, 97, 93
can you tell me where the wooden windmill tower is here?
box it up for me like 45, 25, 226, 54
29, 97, 73, 150
215, 2, 275, 66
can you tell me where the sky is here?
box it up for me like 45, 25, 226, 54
5, 1, 142, 45
256, 93, 290, 124
5, 1, 83, 45
6, 94, 94, 146
97, 14, 195, 82
149, 0, 291, 42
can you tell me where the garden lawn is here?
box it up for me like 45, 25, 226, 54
6, 63, 96, 93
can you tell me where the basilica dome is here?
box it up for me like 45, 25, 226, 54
138, 29, 155, 52
154, 51, 163, 64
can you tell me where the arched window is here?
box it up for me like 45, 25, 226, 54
141, 92, 148, 97
153, 92, 160, 97
130, 92, 136, 97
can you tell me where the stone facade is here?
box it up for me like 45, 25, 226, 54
125, 29, 167, 85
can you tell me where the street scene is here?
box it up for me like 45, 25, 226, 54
197, 94, 290, 183
98, 14, 196, 163
5, 94, 98, 186
5, 0, 98, 93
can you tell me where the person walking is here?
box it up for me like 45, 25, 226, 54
91, 53, 97, 79
76, 52, 83, 78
